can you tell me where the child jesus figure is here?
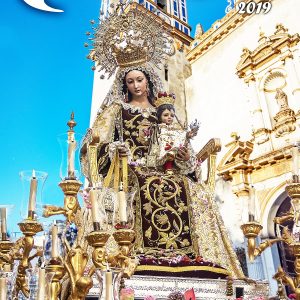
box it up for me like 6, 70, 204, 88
147, 92, 199, 173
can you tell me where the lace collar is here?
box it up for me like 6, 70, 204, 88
121, 101, 156, 114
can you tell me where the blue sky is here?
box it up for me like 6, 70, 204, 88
0, 0, 227, 233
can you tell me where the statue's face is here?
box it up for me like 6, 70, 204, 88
125, 70, 147, 98
160, 108, 175, 125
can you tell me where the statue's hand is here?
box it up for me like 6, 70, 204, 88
109, 141, 132, 163
176, 146, 190, 161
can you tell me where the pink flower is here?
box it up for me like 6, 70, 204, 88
143, 128, 151, 137
79, 188, 92, 209
144, 296, 156, 300
121, 288, 134, 300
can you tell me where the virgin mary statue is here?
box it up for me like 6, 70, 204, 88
80, 3, 243, 279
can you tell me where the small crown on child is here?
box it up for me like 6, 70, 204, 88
154, 92, 176, 108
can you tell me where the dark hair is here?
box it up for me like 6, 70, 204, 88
123, 70, 155, 105
156, 104, 175, 123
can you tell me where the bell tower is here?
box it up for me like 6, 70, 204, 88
100, 0, 190, 35
90, 0, 193, 124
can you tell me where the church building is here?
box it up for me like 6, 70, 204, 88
91, 0, 300, 297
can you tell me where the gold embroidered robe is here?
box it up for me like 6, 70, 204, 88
81, 102, 244, 279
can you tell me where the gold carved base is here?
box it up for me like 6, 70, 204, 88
86, 231, 110, 270
0, 240, 14, 269
43, 179, 82, 223
113, 229, 135, 248
14, 218, 43, 297
46, 262, 65, 300
18, 218, 43, 236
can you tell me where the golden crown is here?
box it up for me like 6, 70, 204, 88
113, 43, 148, 68
154, 92, 176, 108
86, 2, 174, 78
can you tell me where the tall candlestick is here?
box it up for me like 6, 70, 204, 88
248, 187, 256, 222
0, 208, 7, 239
28, 170, 38, 217
68, 135, 76, 177
90, 189, 99, 223
51, 224, 58, 258
292, 146, 299, 177
36, 268, 46, 300
118, 191, 127, 223
0, 278, 7, 300
105, 269, 112, 300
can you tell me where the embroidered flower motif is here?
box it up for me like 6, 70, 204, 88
158, 232, 178, 249
143, 202, 153, 216
180, 239, 190, 247
156, 214, 169, 226
145, 226, 152, 239
183, 225, 189, 232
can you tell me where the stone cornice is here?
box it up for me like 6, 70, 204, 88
186, 0, 259, 63
218, 137, 293, 185
237, 24, 300, 78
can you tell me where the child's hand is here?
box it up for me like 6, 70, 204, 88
176, 146, 190, 161
187, 128, 198, 139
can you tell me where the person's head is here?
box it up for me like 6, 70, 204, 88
157, 104, 175, 125
123, 70, 155, 104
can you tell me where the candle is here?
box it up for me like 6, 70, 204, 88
248, 187, 256, 222
292, 146, 299, 177
36, 268, 46, 300
0, 278, 7, 300
0, 208, 7, 239
90, 189, 99, 223
28, 170, 38, 216
51, 224, 58, 258
68, 135, 76, 177
105, 269, 112, 300
118, 191, 127, 223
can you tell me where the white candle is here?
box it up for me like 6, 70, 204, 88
0, 278, 7, 300
36, 268, 46, 300
51, 224, 58, 258
118, 191, 127, 223
0, 208, 7, 236
292, 146, 299, 176
105, 269, 112, 300
90, 189, 99, 223
68, 136, 76, 177
248, 187, 256, 222
28, 170, 38, 214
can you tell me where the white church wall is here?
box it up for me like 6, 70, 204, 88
90, 71, 116, 126
186, 1, 300, 290
186, 0, 300, 156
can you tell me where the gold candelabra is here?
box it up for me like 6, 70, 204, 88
0, 216, 43, 298
40, 114, 136, 300
241, 178, 300, 299
0, 113, 136, 300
